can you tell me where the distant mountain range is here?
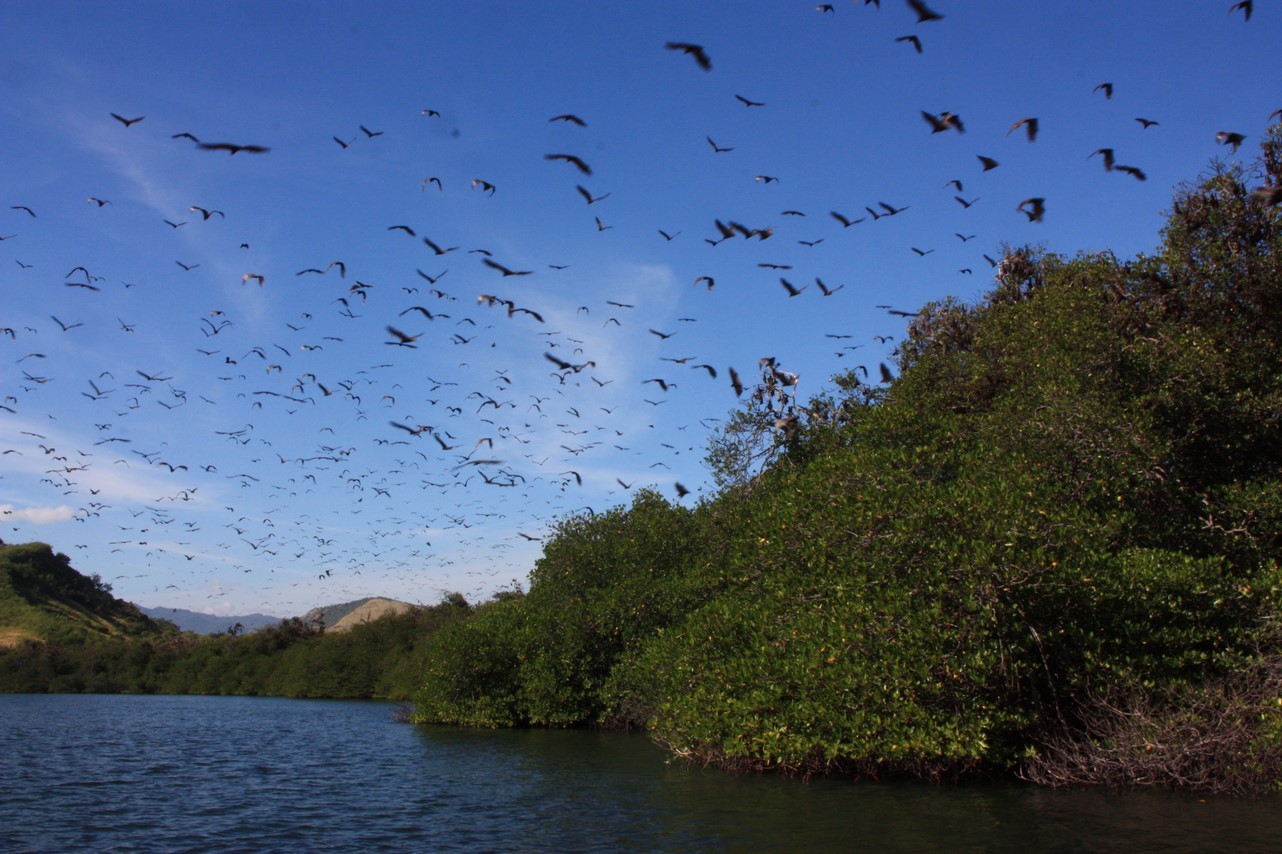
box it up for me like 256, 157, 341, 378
137, 597, 415, 635
1, 541, 415, 641
135, 605, 282, 635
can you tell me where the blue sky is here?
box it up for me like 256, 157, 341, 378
1, 1, 1278, 616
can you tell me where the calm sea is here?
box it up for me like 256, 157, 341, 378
2, 694, 1281, 852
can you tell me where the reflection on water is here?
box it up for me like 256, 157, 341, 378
2, 694, 1280, 852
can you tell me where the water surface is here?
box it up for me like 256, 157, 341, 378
2, 694, 1280, 851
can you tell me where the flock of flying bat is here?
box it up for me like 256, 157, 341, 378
3, 0, 1279, 614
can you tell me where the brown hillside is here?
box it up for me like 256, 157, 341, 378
329, 598, 413, 632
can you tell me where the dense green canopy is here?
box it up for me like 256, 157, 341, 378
412, 131, 1282, 793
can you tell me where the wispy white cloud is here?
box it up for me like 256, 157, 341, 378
0, 415, 221, 507
0, 503, 75, 524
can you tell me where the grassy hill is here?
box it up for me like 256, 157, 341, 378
0, 541, 471, 698
0, 541, 166, 646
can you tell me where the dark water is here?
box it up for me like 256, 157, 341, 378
2, 695, 1281, 852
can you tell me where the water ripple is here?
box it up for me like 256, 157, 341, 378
3, 695, 1281, 852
